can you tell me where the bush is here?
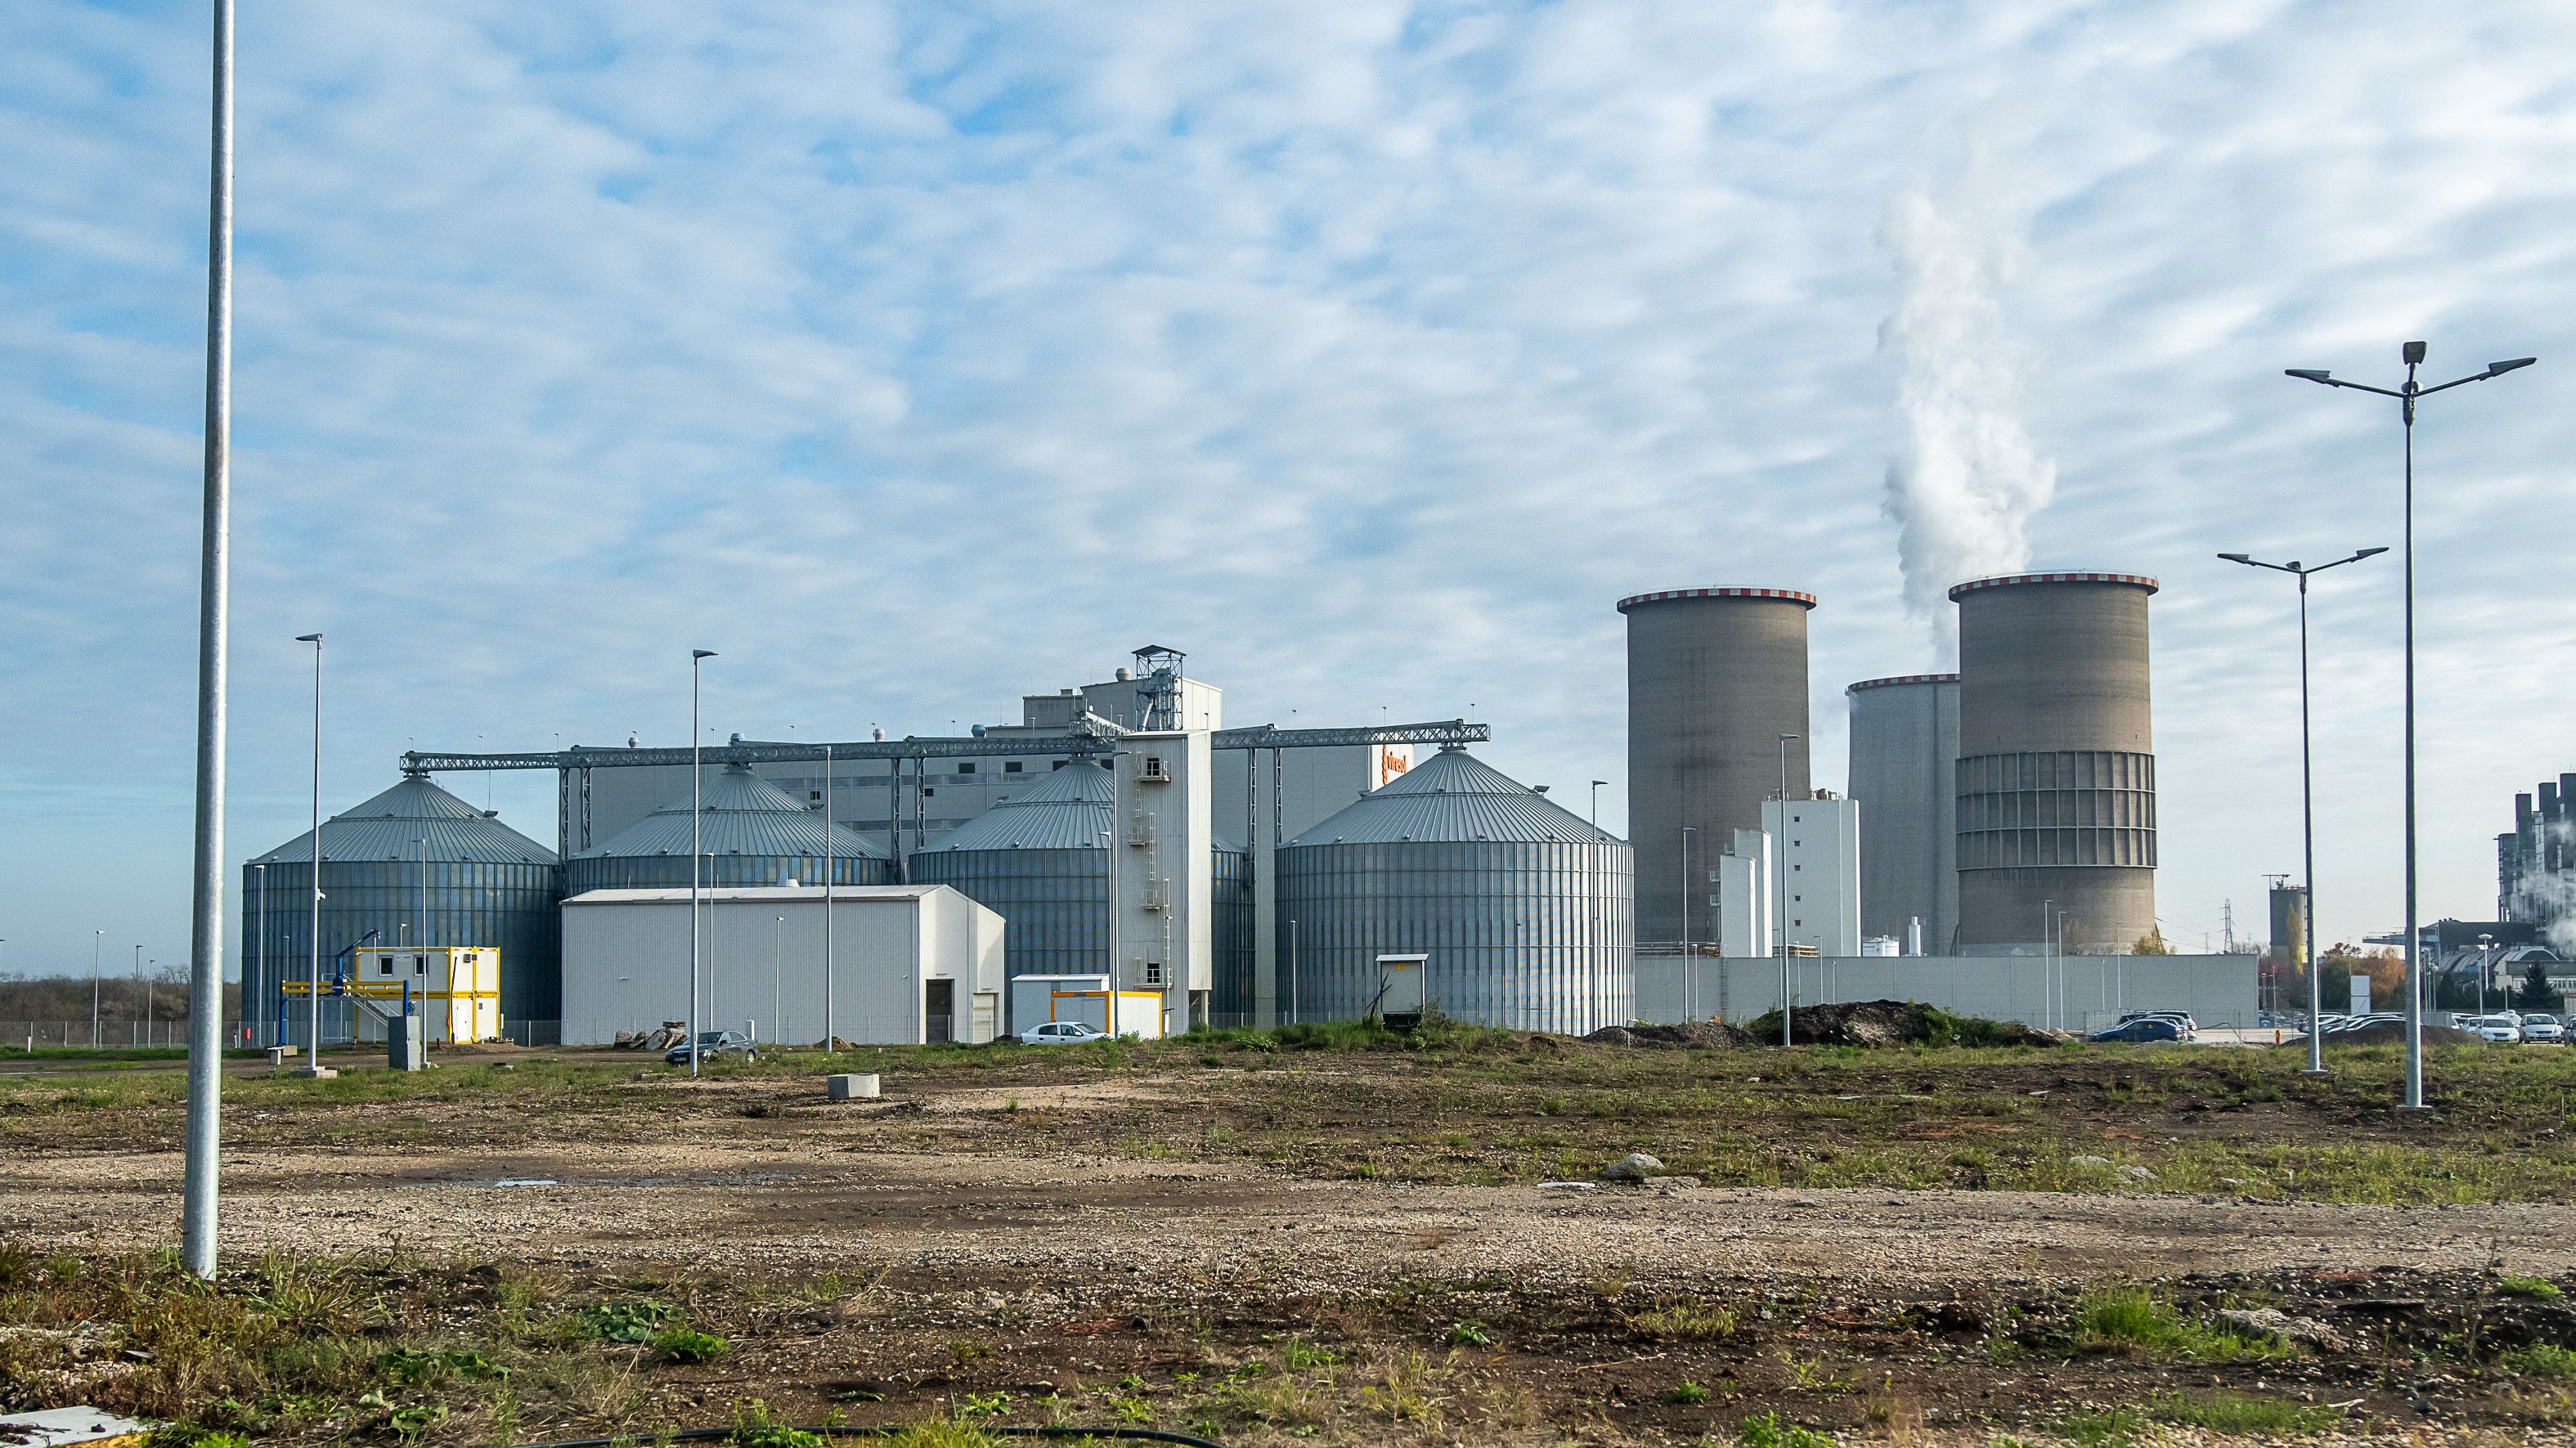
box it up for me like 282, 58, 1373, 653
1738, 1411, 1833, 1448
653, 1326, 729, 1363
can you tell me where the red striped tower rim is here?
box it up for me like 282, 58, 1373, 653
1616, 586, 1819, 613
1946, 572, 2160, 601
1847, 673, 1959, 693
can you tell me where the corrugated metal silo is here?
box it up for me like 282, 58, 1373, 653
908, 762, 1253, 1011
1950, 572, 2159, 951
241, 773, 562, 1046
567, 763, 895, 892
1847, 674, 1959, 953
1620, 588, 1814, 945
1275, 746, 1632, 1033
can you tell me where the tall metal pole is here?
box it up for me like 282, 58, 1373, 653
689, 650, 715, 1076
773, 915, 783, 1047
179, 0, 235, 1276
2299, 573, 2324, 1073
1288, 917, 1298, 1027
2285, 344, 2533, 1110
92, 932, 102, 1045
822, 742, 834, 1053
299, 634, 324, 1063
252, 864, 265, 1043
1778, 733, 1797, 1047
1591, 779, 1606, 1028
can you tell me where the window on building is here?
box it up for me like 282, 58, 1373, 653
1142, 961, 1165, 985
958, 762, 976, 774
809, 791, 821, 801
1004, 761, 1024, 773
922, 787, 935, 797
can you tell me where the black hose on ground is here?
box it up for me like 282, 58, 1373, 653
509, 1426, 1223, 1448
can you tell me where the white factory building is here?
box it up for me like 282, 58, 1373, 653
558, 885, 1004, 1047
1696, 794, 1864, 959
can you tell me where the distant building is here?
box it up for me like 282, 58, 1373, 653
2499, 772, 2576, 951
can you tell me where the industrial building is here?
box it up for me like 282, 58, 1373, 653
904, 760, 1255, 1020
1766, 793, 1861, 957
1620, 588, 1815, 948
565, 763, 893, 892
2498, 772, 2576, 944
1951, 572, 2160, 952
1274, 746, 1632, 1034
242, 774, 561, 1047
1847, 674, 1958, 953
558, 885, 1003, 1046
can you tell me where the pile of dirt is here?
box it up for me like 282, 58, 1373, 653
1582, 1020, 1757, 1050
1752, 999, 2058, 1048
2336, 1020, 2480, 1046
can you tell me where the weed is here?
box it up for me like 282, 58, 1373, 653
732, 1400, 824, 1448
652, 1327, 729, 1363
1362, 1352, 1442, 1423
2061, 1405, 2145, 1446
1627, 1298, 1740, 1341
376, 1345, 512, 1386
1738, 1410, 1833, 1448
1444, 1319, 1492, 1348
1281, 1337, 1335, 1371
2146, 1391, 2343, 1434
1672, 1380, 1712, 1405
2073, 1284, 2283, 1361
954, 1392, 1012, 1419
1774, 1349, 1851, 1393
879, 1424, 1005, 1448
2505, 1343, 2576, 1379
2499, 1275, 2565, 1301
581, 1299, 681, 1343
949, 1335, 991, 1363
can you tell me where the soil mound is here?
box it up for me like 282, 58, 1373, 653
1751, 999, 2058, 1048
1583, 1020, 1757, 1050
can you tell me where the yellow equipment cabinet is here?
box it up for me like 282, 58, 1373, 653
334, 948, 502, 1043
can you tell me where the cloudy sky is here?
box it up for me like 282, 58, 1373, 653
4, 0, 2571, 979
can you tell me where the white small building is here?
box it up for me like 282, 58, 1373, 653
559, 885, 1004, 1047
1765, 794, 1862, 958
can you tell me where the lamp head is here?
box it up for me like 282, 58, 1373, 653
692, 648, 717, 660
2402, 341, 2427, 365
2284, 368, 2332, 383
295, 633, 321, 643
2216, 552, 2253, 564
2354, 545, 2390, 559
2485, 356, 2538, 377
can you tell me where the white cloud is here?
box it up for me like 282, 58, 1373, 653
2, 0, 2573, 974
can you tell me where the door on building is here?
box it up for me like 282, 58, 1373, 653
925, 979, 955, 1044
972, 992, 999, 1043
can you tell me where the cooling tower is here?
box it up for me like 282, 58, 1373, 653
1951, 572, 2158, 952
1847, 674, 1959, 953
1620, 587, 1814, 945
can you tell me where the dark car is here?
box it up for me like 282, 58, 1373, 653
2089, 1018, 2183, 1044
666, 1028, 757, 1065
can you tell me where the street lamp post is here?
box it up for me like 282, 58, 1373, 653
773, 915, 784, 1047
92, 931, 103, 1046
2285, 343, 2534, 1109
297, 633, 324, 1069
2041, 899, 2055, 1033
689, 650, 716, 1077
2476, 932, 2493, 1022
2219, 546, 2386, 1074
1777, 733, 1797, 1047
1591, 779, 1608, 1028
822, 742, 835, 1054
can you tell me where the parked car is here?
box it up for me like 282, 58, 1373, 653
2518, 1012, 2566, 1043
1018, 1020, 1109, 1046
666, 1028, 756, 1065
2462, 1015, 2524, 1044
2089, 1018, 2184, 1044
2118, 1010, 2198, 1033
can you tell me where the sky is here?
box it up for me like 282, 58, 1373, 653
3, 0, 2573, 980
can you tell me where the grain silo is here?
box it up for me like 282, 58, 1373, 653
567, 763, 895, 893
241, 773, 562, 1047
907, 761, 1253, 1013
1847, 674, 1959, 953
1620, 588, 1814, 946
1950, 572, 2159, 952
1274, 746, 1631, 1034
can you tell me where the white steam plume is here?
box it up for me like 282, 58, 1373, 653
1878, 180, 2056, 659
2516, 817, 2576, 957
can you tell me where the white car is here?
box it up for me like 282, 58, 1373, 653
2464, 1015, 2524, 1044
2515, 1012, 2565, 1043
1018, 1020, 1108, 1046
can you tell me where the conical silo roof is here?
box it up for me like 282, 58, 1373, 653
925, 762, 1113, 853
1284, 746, 1612, 847
577, 763, 889, 862
249, 774, 559, 867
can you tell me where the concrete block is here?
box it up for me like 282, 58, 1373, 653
825, 1073, 880, 1101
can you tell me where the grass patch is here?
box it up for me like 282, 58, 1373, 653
2147, 1390, 2345, 1434
2073, 1284, 2286, 1361
1627, 1298, 1741, 1341
2504, 1343, 2576, 1379
1737, 1410, 1833, 1448
2499, 1275, 2565, 1301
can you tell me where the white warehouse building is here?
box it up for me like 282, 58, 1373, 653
559, 885, 1004, 1047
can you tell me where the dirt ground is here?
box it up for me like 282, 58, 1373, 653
4, 1035, 2574, 1446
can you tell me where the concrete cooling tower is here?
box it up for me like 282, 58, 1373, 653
1950, 572, 2158, 952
